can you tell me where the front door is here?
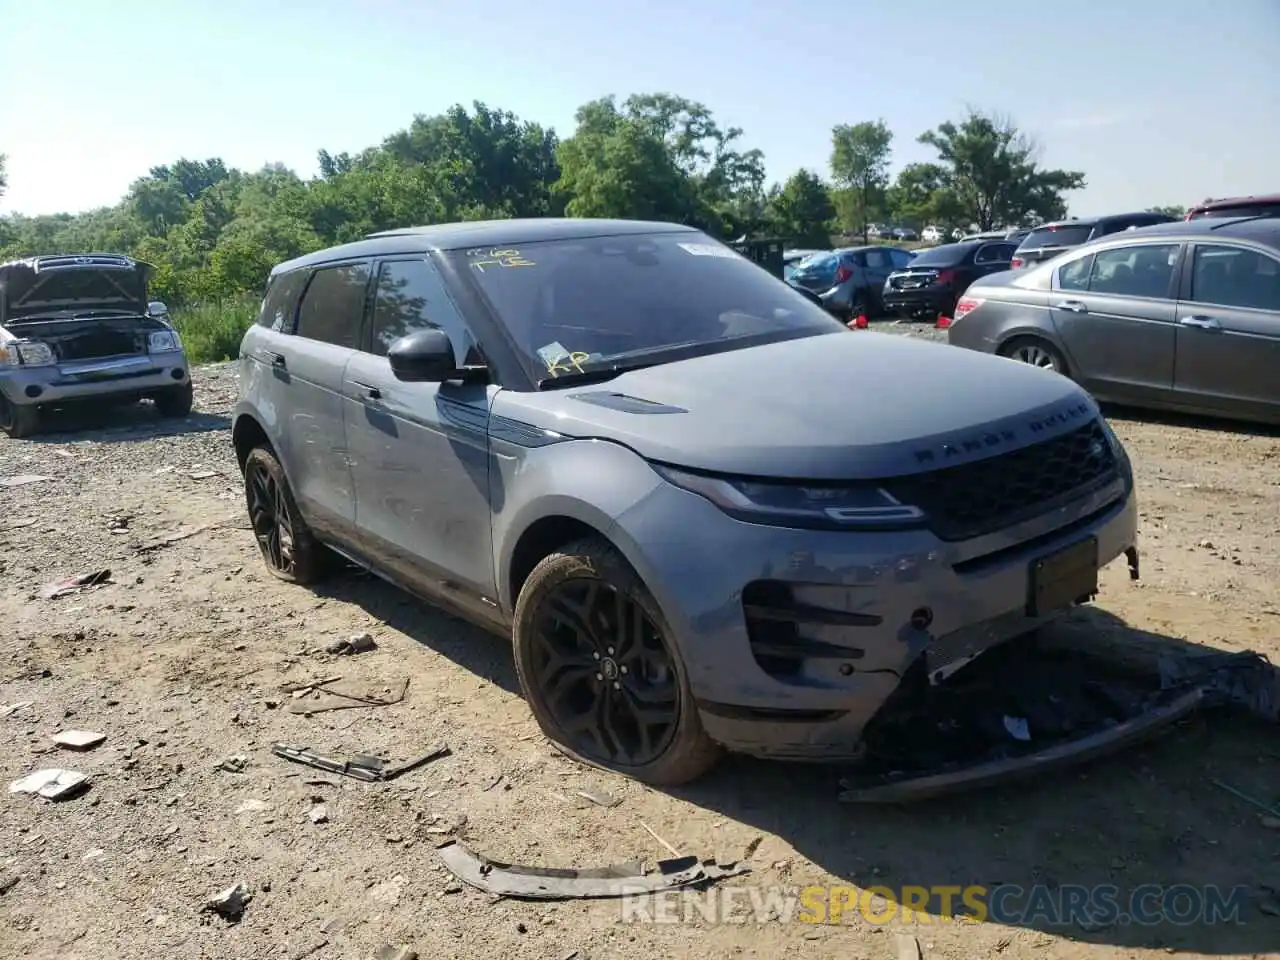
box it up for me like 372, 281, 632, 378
1049, 242, 1182, 404
340, 256, 500, 620
1173, 242, 1280, 421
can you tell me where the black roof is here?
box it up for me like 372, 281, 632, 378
272, 218, 701, 276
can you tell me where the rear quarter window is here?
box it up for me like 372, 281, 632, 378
256, 270, 308, 331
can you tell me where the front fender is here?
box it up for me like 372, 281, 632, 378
492, 437, 671, 616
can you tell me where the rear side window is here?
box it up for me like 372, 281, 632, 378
256, 270, 307, 331
1088, 244, 1180, 298
1190, 246, 1280, 310
975, 243, 1015, 264
1018, 224, 1095, 250
294, 263, 370, 348
369, 259, 476, 364
1058, 254, 1094, 291
864, 249, 892, 269
887, 248, 914, 268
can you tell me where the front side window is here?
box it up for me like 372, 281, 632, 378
1190, 245, 1280, 311
294, 262, 370, 348
451, 233, 845, 386
369, 258, 475, 364
1088, 244, 1180, 298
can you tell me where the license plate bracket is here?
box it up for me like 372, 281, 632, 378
1028, 536, 1099, 617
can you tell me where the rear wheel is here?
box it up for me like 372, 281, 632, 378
0, 396, 40, 439
512, 537, 722, 786
1000, 337, 1068, 375
155, 381, 194, 418
243, 446, 332, 584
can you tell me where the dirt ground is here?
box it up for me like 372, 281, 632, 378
3, 326, 1279, 960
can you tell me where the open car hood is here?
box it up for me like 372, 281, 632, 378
0, 255, 153, 323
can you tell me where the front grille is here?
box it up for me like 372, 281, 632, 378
883, 419, 1119, 542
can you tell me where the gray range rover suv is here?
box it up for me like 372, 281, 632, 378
0, 254, 192, 437
233, 218, 1142, 788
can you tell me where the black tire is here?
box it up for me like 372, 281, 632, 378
243, 445, 332, 584
154, 381, 194, 418
0, 396, 40, 439
848, 290, 870, 321
512, 537, 722, 786
999, 336, 1069, 376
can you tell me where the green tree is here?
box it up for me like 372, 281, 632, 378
0, 153, 7, 201
1146, 204, 1187, 219
886, 163, 966, 231
829, 120, 893, 240
918, 110, 1085, 230
766, 169, 835, 246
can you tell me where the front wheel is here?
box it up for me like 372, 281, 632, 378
155, 381, 194, 418
0, 395, 40, 439
512, 537, 722, 786
1000, 337, 1068, 375
243, 446, 332, 584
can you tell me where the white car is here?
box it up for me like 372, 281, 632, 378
921, 225, 944, 243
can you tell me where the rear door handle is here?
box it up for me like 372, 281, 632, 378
1056, 300, 1089, 313
1179, 315, 1221, 331
266, 351, 287, 368
348, 379, 382, 400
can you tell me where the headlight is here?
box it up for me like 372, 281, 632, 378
653, 464, 925, 530
2, 341, 56, 367
148, 330, 182, 353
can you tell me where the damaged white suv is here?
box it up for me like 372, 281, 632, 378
0, 254, 192, 438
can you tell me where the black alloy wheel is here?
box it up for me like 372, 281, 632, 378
512, 538, 721, 785
242, 446, 330, 584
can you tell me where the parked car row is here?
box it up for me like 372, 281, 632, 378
787, 245, 915, 318
949, 215, 1280, 426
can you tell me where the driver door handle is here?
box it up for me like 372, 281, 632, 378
1056, 299, 1088, 313
1179, 315, 1221, 331
266, 351, 287, 368
348, 380, 382, 400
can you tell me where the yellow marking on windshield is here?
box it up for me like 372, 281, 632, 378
467, 248, 536, 271
544, 351, 591, 377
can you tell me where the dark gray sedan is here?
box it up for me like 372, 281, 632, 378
947, 216, 1280, 426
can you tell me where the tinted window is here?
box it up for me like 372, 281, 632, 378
1018, 224, 1095, 250
452, 234, 843, 383
975, 243, 1014, 263
1058, 254, 1093, 292
1189, 201, 1280, 220
295, 263, 369, 348
1088, 244, 1180, 298
1190, 246, 1280, 311
910, 244, 971, 268
369, 259, 475, 363
256, 270, 307, 331
887, 248, 914, 269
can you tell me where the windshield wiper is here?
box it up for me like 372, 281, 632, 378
537, 360, 659, 390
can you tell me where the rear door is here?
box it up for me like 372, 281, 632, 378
279, 260, 371, 530
340, 256, 500, 618
1049, 241, 1182, 403
972, 242, 1016, 282
1173, 243, 1280, 421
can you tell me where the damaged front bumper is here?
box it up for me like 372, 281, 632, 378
0, 350, 189, 407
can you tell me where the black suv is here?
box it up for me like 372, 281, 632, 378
1009, 212, 1176, 269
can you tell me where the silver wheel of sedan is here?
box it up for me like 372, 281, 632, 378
1001, 337, 1067, 375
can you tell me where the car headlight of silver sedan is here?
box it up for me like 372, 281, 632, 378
653, 464, 926, 531
148, 330, 182, 353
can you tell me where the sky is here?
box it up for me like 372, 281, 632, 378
2, 0, 1277, 218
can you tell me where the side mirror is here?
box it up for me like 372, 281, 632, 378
387, 328, 458, 382
147, 301, 170, 319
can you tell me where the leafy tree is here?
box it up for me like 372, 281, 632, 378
1146, 204, 1187, 219
766, 169, 835, 245
829, 120, 893, 240
0, 153, 7, 201
918, 109, 1085, 230
886, 163, 964, 231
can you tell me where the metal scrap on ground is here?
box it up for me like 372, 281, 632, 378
287, 676, 409, 714
40, 569, 111, 600
51, 730, 106, 750
435, 840, 748, 900
272, 742, 450, 782
9, 769, 89, 801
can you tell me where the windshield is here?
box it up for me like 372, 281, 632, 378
905, 244, 971, 268
451, 232, 846, 385
1017, 224, 1094, 251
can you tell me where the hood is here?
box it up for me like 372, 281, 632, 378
492, 331, 1097, 480
0, 255, 153, 322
